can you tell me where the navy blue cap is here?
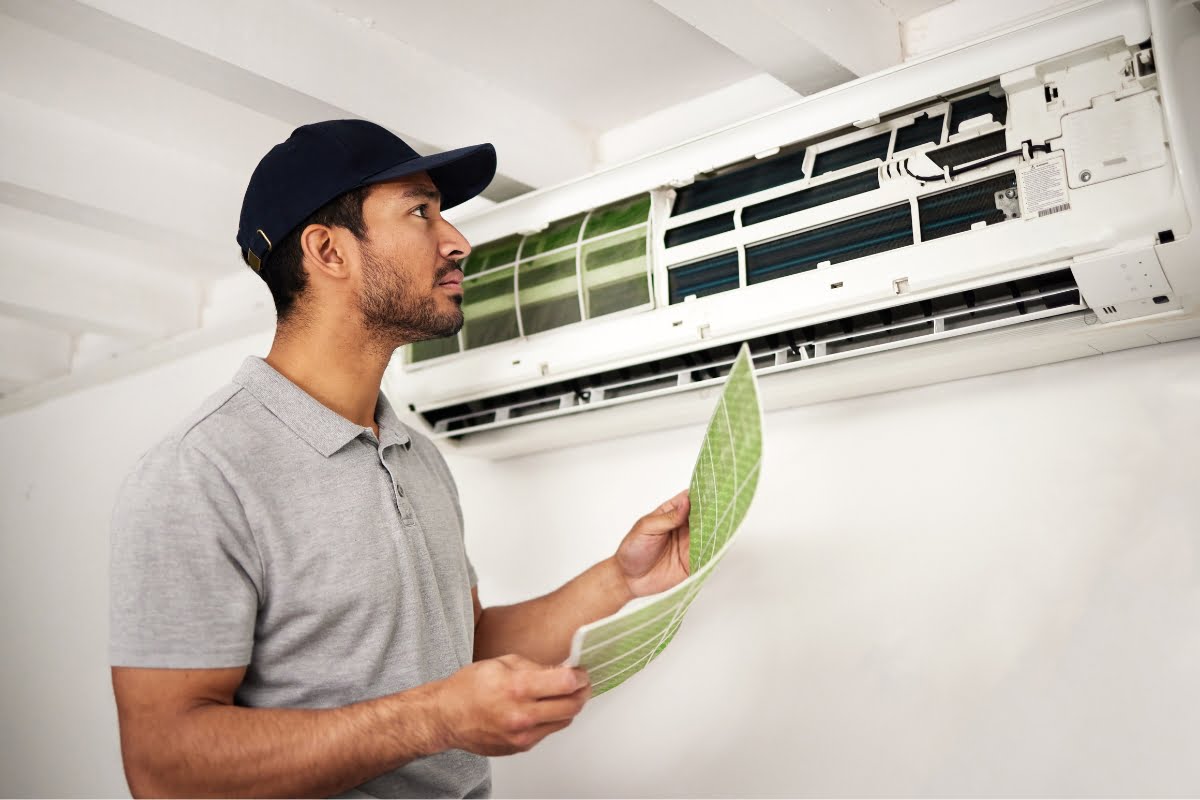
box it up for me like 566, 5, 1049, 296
237, 119, 496, 272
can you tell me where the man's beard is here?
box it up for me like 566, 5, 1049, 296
357, 243, 464, 345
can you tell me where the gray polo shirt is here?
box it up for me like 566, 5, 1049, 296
110, 356, 490, 798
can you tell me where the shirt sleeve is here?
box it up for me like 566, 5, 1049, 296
109, 439, 262, 668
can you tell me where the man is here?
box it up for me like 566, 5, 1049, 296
109, 120, 691, 798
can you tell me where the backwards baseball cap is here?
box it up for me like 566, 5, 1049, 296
237, 119, 496, 272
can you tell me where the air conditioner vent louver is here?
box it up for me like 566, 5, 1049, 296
422, 269, 1084, 438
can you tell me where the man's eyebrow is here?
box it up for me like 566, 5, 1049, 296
400, 186, 441, 202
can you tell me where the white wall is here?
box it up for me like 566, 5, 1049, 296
460, 338, 1200, 797
0, 329, 272, 798
2, 335, 1198, 797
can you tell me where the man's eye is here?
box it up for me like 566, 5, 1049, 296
413, 204, 429, 218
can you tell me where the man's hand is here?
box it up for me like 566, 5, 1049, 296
472, 490, 692, 665
615, 489, 691, 599
432, 655, 591, 756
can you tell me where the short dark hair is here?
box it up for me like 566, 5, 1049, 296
253, 186, 372, 321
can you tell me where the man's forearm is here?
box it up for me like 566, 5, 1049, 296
122, 683, 445, 798
474, 556, 634, 664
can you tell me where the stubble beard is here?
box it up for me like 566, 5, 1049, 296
357, 242, 464, 349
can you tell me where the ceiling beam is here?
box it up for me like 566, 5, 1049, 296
0, 228, 203, 337
0, 10, 289, 186
22, 0, 586, 190
653, 0, 902, 95
0, 188, 230, 280
3, 0, 540, 203
70, 332, 154, 370
0, 316, 73, 386
0, 92, 241, 259
903, 0, 1086, 60
596, 74, 800, 168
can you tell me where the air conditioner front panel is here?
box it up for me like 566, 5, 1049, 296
395, 157, 1182, 411
381, 0, 1200, 458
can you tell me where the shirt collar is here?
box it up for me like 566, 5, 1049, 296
233, 357, 411, 457
374, 391, 412, 452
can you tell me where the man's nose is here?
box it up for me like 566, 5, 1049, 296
439, 220, 472, 261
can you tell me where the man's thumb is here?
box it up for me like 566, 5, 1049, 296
653, 489, 689, 521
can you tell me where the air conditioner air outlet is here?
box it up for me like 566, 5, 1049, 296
421, 269, 1084, 438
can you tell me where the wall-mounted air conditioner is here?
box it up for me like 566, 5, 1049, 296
383, 0, 1200, 459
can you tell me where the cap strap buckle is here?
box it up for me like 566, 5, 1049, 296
246, 228, 273, 272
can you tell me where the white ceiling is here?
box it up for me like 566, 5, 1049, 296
326, 0, 766, 133
881, 0, 958, 18
0, 0, 1073, 412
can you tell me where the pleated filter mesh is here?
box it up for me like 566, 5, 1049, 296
567, 344, 763, 695
411, 196, 653, 361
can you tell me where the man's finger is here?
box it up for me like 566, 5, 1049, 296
656, 488, 689, 515
640, 494, 690, 534
531, 685, 590, 723
520, 666, 589, 699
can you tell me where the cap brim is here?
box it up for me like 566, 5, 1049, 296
363, 143, 497, 211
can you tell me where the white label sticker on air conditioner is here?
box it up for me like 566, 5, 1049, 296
1018, 152, 1071, 218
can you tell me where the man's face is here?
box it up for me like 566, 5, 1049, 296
353, 173, 471, 343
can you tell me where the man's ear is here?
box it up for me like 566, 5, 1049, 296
299, 223, 353, 281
